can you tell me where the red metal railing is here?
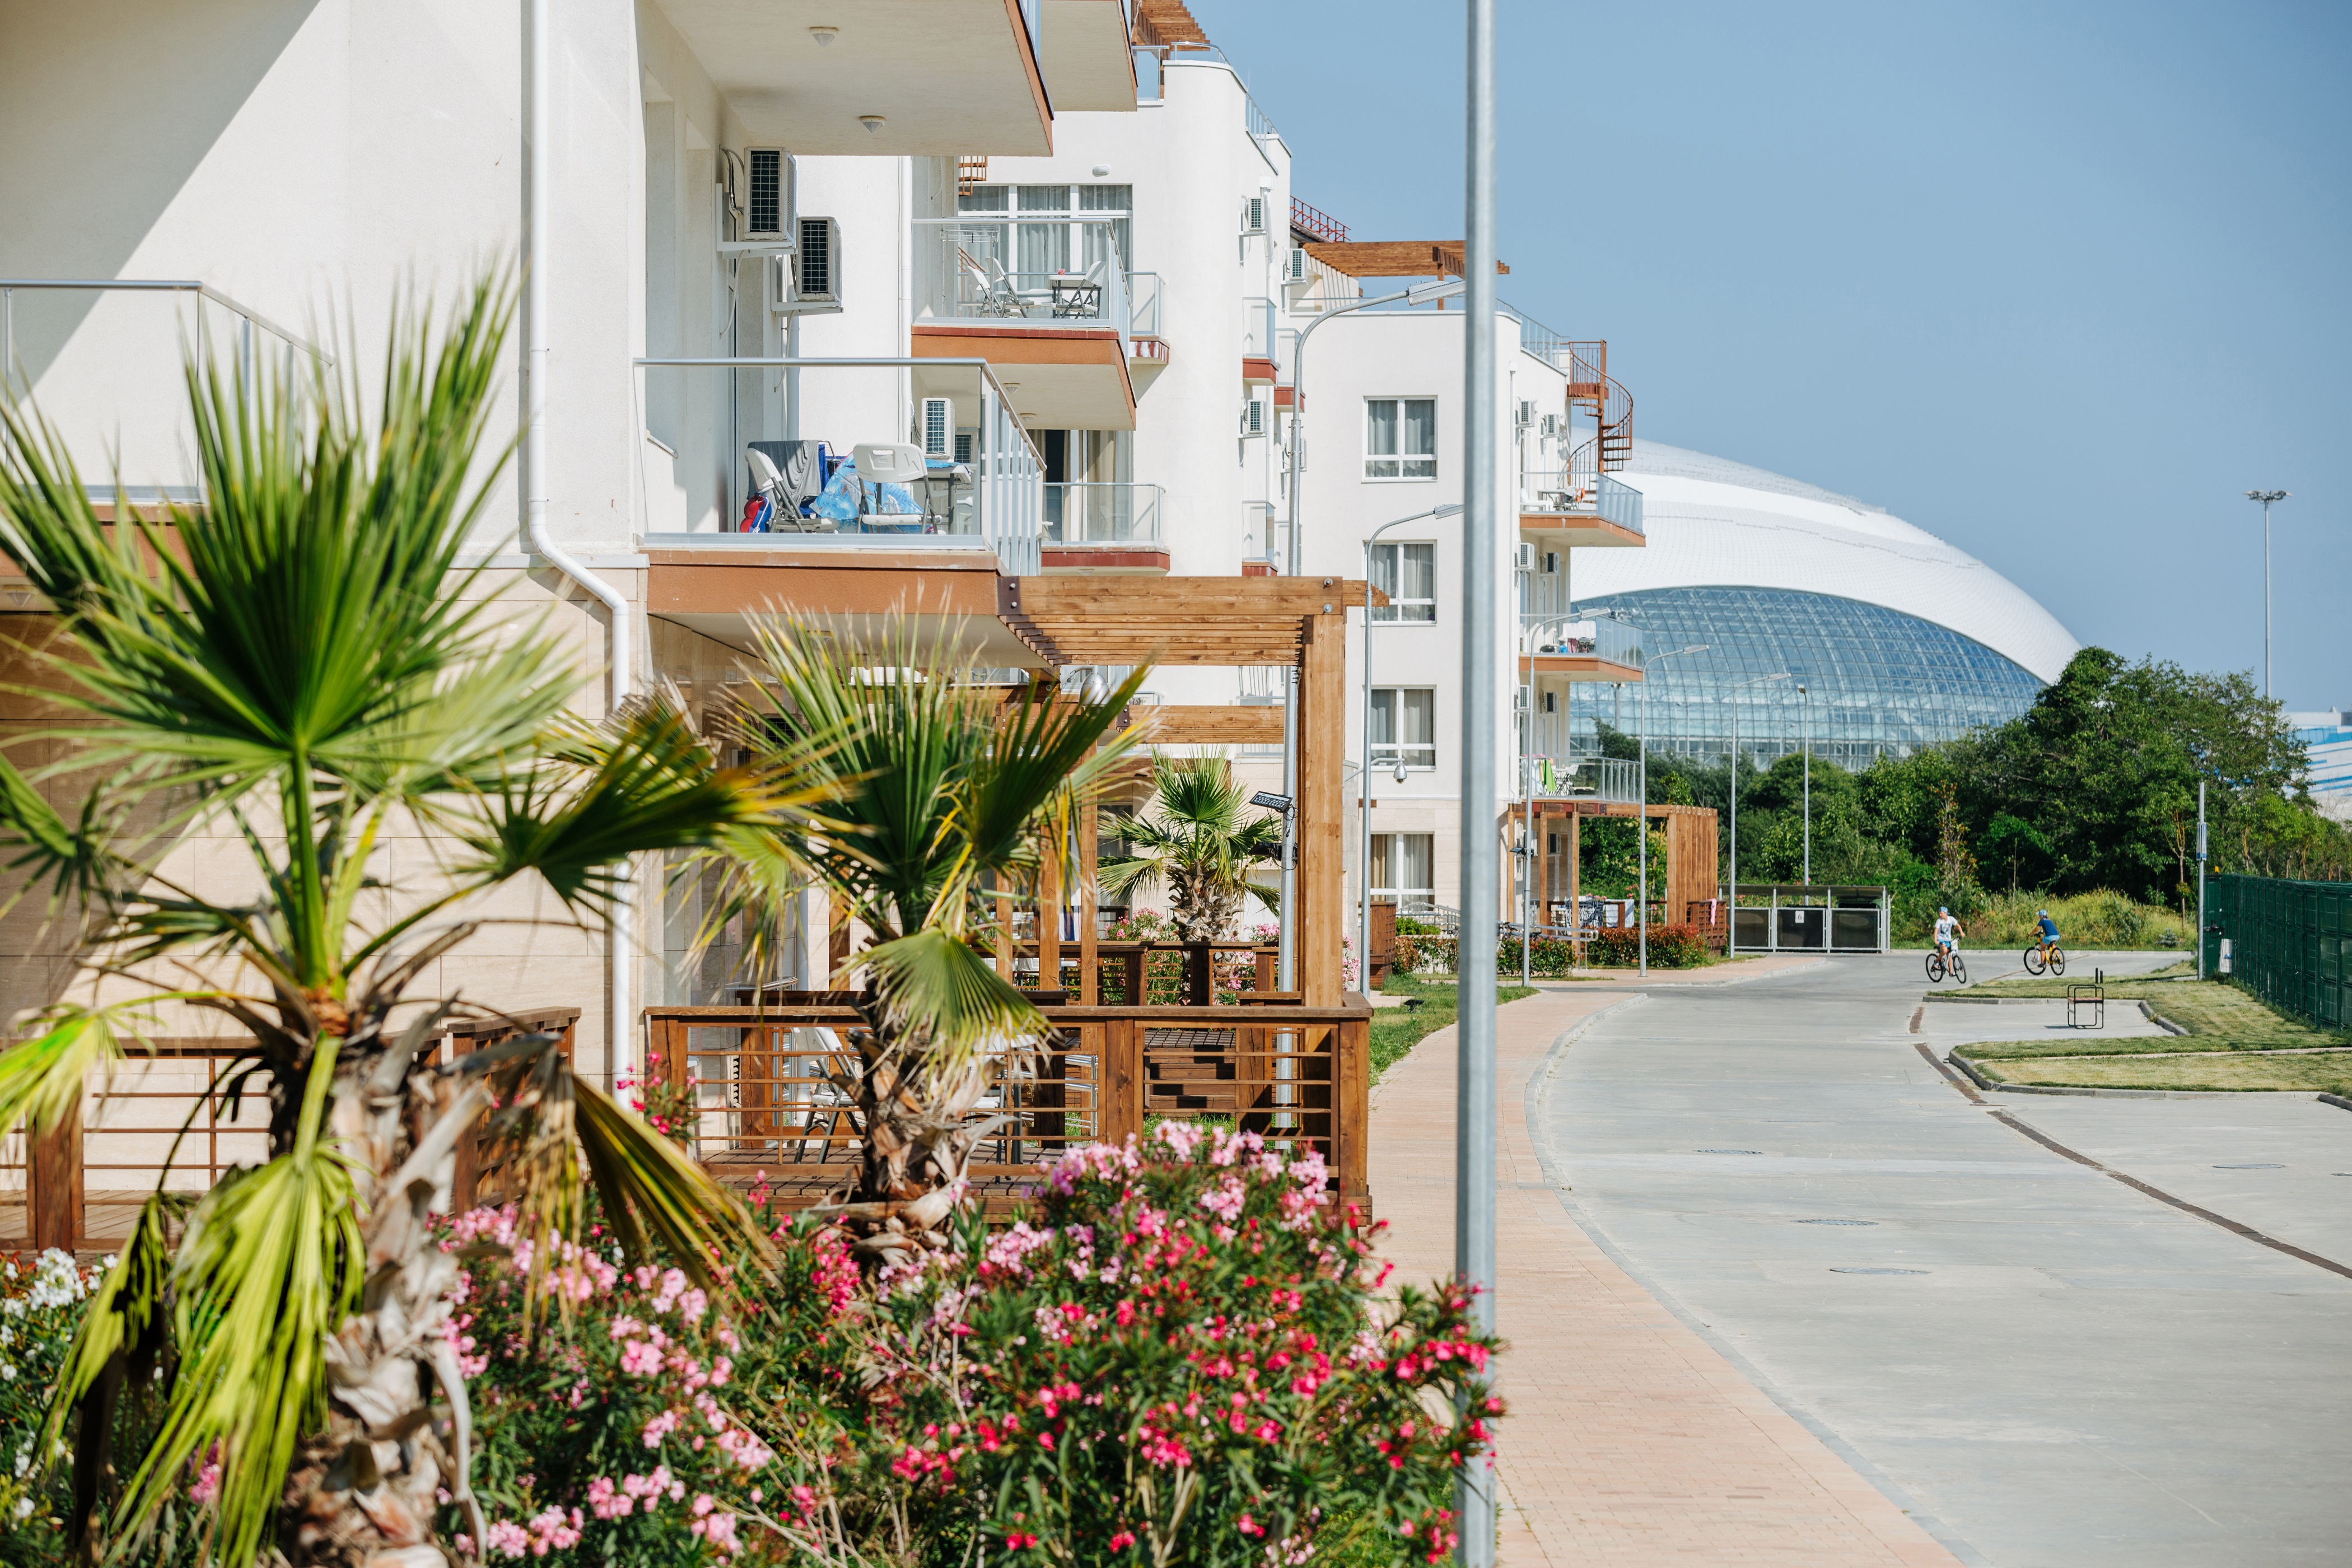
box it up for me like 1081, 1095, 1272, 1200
1289, 197, 1349, 245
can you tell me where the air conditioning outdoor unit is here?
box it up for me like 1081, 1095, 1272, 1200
743, 148, 790, 240
1543, 550, 1559, 574
1539, 413, 1558, 436
919, 398, 954, 459
1242, 195, 1267, 236
1240, 397, 1267, 437
1516, 399, 1536, 428
795, 217, 840, 304
1542, 692, 1558, 713
1513, 542, 1537, 572
1284, 246, 1310, 282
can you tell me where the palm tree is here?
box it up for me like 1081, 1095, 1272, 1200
699, 619, 1143, 1266
0, 279, 790, 1567
1099, 753, 1284, 942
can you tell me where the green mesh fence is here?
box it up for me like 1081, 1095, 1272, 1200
2202, 873, 2352, 1031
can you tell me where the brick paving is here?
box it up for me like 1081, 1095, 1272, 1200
1370, 964, 1964, 1566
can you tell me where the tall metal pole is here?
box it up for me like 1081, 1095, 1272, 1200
1799, 683, 1811, 886
1637, 678, 1649, 977
1457, 0, 1500, 1557
2196, 779, 2208, 980
2245, 490, 2288, 699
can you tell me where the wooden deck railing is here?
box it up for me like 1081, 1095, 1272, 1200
1, 1009, 580, 1253
642, 996, 1373, 1222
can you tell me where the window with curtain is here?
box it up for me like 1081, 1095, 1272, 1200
1370, 833, 1435, 903
1365, 398, 1436, 479
1370, 687, 1436, 771
956, 183, 1132, 282
1370, 542, 1436, 623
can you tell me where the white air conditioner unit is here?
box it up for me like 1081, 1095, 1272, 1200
1513, 542, 1537, 572
920, 398, 953, 459
1542, 691, 1558, 713
1240, 396, 1267, 437
743, 148, 790, 240
1543, 550, 1559, 575
1242, 195, 1267, 236
1539, 413, 1558, 437
1284, 246, 1310, 282
1516, 399, 1536, 428
795, 217, 839, 304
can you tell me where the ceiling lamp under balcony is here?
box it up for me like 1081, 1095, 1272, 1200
808, 26, 837, 45
859, 114, 886, 134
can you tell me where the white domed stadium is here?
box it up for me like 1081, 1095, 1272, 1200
1567, 440, 2079, 769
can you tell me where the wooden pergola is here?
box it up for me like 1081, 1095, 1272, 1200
998, 575, 1378, 1008
1510, 799, 1721, 948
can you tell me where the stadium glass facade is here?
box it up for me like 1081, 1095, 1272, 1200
1568, 586, 2047, 771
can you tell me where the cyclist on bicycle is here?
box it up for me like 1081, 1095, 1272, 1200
2035, 908, 2060, 965
1933, 907, 1965, 956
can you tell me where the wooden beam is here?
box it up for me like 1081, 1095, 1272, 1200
1138, 705, 1286, 744
1038, 822, 1063, 992
1007, 576, 1382, 616
1079, 795, 1100, 1004
1300, 241, 1510, 278
1298, 612, 1346, 1006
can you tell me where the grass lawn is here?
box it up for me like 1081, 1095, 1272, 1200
1369, 972, 1536, 1082
1947, 967, 2352, 1093
1970, 1052, 2352, 1095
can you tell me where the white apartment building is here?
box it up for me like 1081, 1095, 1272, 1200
0, 0, 1643, 1072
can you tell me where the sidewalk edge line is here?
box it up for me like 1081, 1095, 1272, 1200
1527, 1003, 1991, 1568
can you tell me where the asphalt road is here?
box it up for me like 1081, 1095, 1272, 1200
1538, 951, 2352, 1568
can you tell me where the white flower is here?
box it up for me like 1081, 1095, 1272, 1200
12, 1496, 32, 1519
2, 1364, 17, 1382
0, 1326, 15, 1347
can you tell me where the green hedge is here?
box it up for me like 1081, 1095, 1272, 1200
1396, 924, 1710, 974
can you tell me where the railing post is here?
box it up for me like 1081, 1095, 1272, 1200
1101, 1017, 1143, 1147
30, 1112, 83, 1254
1336, 1011, 1370, 1227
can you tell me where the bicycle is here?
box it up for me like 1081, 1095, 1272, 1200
1925, 946, 1968, 984
2022, 943, 2066, 977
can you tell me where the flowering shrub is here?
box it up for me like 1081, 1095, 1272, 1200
449, 1124, 1501, 1565
1399, 925, 1713, 974
0, 1251, 92, 1547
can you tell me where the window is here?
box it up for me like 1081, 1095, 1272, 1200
956, 183, 1132, 279
1370, 687, 1436, 771
1365, 398, 1436, 480
1370, 542, 1436, 623
1370, 833, 1435, 906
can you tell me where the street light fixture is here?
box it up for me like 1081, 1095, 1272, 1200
1275, 274, 1468, 995
2245, 489, 2290, 699
1356, 502, 1466, 986
1638, 645, 1708, 976
1724, 672, 1789, 953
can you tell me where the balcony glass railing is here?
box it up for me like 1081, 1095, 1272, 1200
1042, 482, 1161, 545
1521, 750, 1641, 804
634, 356, 1042, 576
1516, 463, 1645, 535
1127, 273, 1163, 339
1525, 615, 1643, 669
916, 221, 1131, 352
1242, 296, 1277, 361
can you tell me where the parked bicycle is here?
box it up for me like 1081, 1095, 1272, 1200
2021, 943, 2067, 977
1925, 947, 1968, 984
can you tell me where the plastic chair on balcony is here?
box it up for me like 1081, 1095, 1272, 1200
963, 251, 1028, 318
852, 444, 931, 534
746, 445, 833, 534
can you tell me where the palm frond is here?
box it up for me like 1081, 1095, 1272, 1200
0, 747, 128, 923
0, 1000, 160, 1135
855, 926, 1049, 1074
120, 1141, 363, 1567
45, 1189, 178, 1549
572, 1075, 775, 1289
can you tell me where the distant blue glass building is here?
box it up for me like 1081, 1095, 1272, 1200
1560, 441, 2081, 771
1571, 586, 2050, 770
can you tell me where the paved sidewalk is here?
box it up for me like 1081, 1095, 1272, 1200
1370, 968, 1963, 1566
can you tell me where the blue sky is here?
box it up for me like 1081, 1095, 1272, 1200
1188, 0, 2350, 710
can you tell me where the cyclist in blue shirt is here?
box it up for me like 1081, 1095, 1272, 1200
2034, 908, 2060, 967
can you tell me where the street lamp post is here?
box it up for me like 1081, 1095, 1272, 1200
1724, 672, 1789, 953
2245, 489, 2290, 699
1276, 276, 1463, 995
1796, 682, 1811, 886
1359, 503, 1464, 988
1637, 645, 1707, 976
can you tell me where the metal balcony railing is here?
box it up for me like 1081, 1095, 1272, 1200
916, 220, 1131, 353
633, 356, 1043, 576
1517, 463, 1645, 535
1043, 482, 1161, 545
1522, 750, 1641, 804
1526, 615, 1643, 669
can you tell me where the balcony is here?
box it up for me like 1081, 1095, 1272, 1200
912, 220, 1137, 430
1518, 464, 1644, 546
1040, 482, 1168, 575
1039, 0, 1145, 111
1519, 614, 1644, 682
648, 0, 1051, 156
634, 355, 1046, 661
1522, 751, 1641, 805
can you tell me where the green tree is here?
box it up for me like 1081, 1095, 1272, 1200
0, 282, 780, 1566
1098, 753, 1285, 941
702, 620, 1142, 1266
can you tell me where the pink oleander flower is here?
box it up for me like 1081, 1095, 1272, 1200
620, 1338, 664, 1376
642, 1409, 682, 1448
482, 1519, 530, 1558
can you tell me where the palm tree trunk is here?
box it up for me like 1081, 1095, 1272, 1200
277, 1036, 486, 1568
836, 1004, 994, 1268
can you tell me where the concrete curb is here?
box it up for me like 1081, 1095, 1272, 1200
2141, 1000, 2188, 1035
2322, 1094, 2352, 1115
1945, 1047, 2330, 1102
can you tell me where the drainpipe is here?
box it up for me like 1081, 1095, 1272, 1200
528, 0, 636, 1086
